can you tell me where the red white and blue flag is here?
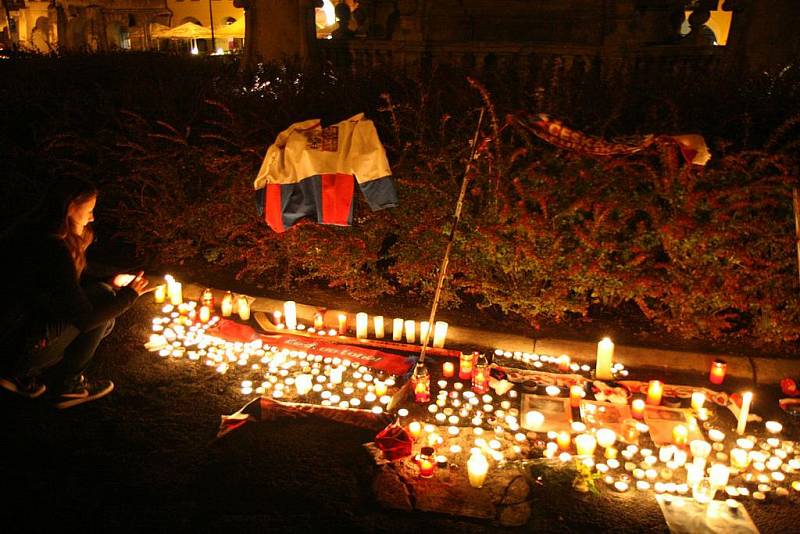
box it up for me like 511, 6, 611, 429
254, 113, 398, 232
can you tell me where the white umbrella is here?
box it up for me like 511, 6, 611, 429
163, 22, 212, 39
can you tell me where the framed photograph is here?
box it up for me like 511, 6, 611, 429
644, 406, 704, 447
580, 400, 632, 434
520, 394, 573, 432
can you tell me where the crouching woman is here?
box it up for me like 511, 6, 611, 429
0, 177, 148, 409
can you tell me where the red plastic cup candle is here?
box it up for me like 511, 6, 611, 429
631, 398, 646, 419
418, 447, 436, 478
200, 288, 214, 308
646, 380, 663, 406
443, 362, 455, 378
709, 360, 727, 385
557, 354, 571, 373
472, 367, 490, 395
569, 385, 583, 408
459, 352, 475, 380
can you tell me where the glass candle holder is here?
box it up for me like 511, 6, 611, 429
418, 447, 436, 478
709, 359, 727, 385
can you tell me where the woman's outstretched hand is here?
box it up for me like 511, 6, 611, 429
114, 271, 150, 295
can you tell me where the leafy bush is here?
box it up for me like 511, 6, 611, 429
1, 52, 799, 350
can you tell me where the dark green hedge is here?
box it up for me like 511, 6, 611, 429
1, 53, 798, 350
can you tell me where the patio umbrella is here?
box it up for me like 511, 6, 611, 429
149, 23, 172, 38
215, 17, 245, 39
163, 22, 212, 39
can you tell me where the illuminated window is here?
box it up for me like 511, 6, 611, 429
682, 1, 732, 45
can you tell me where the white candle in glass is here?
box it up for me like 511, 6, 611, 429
373, 316, 385, 339
467, 453, 489, 488
392, 318, 404, 341
284, 301, 297, 330
419, 321, 430, 345
736, 391, 752, 435
295, 374, 313, 395
691, 391, 706, 412
433, 321, 448, 348
595, 337, 614, 380
356, 312, 368, 339
404, 320, 416, 343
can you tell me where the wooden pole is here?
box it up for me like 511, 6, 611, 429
793, 188, 800, 286
417, 108, 485, 364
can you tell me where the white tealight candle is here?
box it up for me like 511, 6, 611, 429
765, 421, 783, 435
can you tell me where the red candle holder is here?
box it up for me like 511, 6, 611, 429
459, 352, 475, 380
709, 359, 727, 385
418, 446, 436, 478
472, 367, 489, 394
201, 288, 214, 309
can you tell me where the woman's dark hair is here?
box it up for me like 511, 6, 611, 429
20, 177, 99, 277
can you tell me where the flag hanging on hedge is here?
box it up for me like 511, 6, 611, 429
518, 114, 711, 166
253, 113, 398, 233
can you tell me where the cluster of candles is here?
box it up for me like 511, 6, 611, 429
400, 376, 530, 487
149, 277, 799, 504
492, 347, 629, 381
269, 301, 450, 347
147, 281, 398, 413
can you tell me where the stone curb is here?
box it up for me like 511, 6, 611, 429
181, 283, 796, 386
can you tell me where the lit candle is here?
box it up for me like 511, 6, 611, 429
557, 431, 571, 450
709, 463, 730, 489
373, 316, 385, 339
459, 352, 475, 380
524, 410, 544, 430
557, 354, 571, 373
646, 380, 663, 406
631, 398, 646, 419
596, 428, 617, 449
575, 434, 597, 456
709, 359, 727, 385
672, 425, 688, 447
595, 337, 614, 380
432, 321, 448, 348
569, 385, 583, 408
765, 421, 783, 435
295, 374, 313, 395
198, 305, 211, 323
689, 440, 711, 460
153, 285, 166, 303
338, 314, 347, 335
392, 318, 403, 341
418, 447, 436, 478
404, 320, 416, 343
374, 381, 388, 396
691, 391, 705, 412
420, 321, 430, 345
284, 301, 297, 330
467, 452, 489, 488
314, 312, 324, 330
221, 292, 234, 317
273, 310, 283, 327
237, 295, 251, 321
408, 421, 422, 439
736, 391, 752, 435
329, 367, 343, 385
443, 362, 455, 378
730, 448, 749, 470
356, 312, 368, 339
167, 279, 183, 305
